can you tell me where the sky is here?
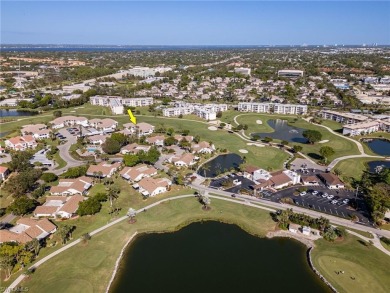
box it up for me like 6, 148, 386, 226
1, 1, 390, 45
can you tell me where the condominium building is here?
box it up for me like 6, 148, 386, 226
238, 102, 307, 115
320, 110, 368, 124
277, 69, 304, 78
342, 121, 381, 136
234, 67, 251, 76
128, 66, 172, 78
90, 96, 153, 115
162, 103, 228, 120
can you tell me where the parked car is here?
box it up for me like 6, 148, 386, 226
331, 200, 338, 205
343, 199, 350, 204
312, 191, 319, 196
300, 191, 307, 196
327, 195, 334, 200
322, 193, 328, 198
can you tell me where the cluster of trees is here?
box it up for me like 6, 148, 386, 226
123, 146, 161, 167
276, 209, 346, 242
102, 133, 130, 154
302, 130, 322, 144
359, 168, 390, 224
62, 165, 88, 178
0, 240, 40, 279
232, 124, 248, 132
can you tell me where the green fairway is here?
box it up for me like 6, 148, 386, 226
311, 235, 390, 293
333, 157, 382, 180
235, 114, 360, 162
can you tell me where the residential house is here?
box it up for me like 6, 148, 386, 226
88, 118, 118, 132
0, 218, 56, 244
174, 135, 194, 143
49, 176, 93, 196
21, 124, 50, 140
146, 135, 165, 147
50, 116, 88, 129
288, 223, 300, 234
86, 162, 121, 178
319, 173, 345, 189
171, 153, 197, 167
33, 195, 85, 219
87, 134, 109, 145
0, 166, 10, 180
191, 141, 215, 154
121, 143, 151, 154
137, 177, 172, 197
5, 135, 37, 151
120, 164, 157, 182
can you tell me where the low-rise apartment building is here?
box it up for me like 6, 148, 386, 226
320, 110, 368, 124
238, 102, 307, 115
5, 135, 37, 151
163, 103, 228, 120
90, 96, 154, 115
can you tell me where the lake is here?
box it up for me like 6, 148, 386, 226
198, 153, 243, 177
0, 109, 37, 117
365, 139, 390, 156
367, 160, 390, 173
110, 221, 330, 293
252, 119, 308, 143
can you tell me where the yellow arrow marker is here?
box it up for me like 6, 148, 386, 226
127, 109, 137, 124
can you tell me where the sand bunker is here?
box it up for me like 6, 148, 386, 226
256, 120, 263, 124
208, 126, 218, 131
239, 149, 248, 153
247, 143, 265, 147
319, 140, 329, 144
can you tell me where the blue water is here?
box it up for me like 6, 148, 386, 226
367, 161, 390, 173
0, 109, 37, 117
87, 148, 97, 152
198, 153, 244, 178
253, 119, 308, 143
366, 139, 390, 156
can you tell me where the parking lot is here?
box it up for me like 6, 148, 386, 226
270, 186, 372, 224
209, 173, 255, 194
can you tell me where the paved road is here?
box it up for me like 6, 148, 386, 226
0, 213, 16, 226
191, 182, 390, 239
53, 129, 85, 175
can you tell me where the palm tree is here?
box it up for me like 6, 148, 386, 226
127, 208, 137, 223
107, 185, 120, 210
97, 171, 103, 183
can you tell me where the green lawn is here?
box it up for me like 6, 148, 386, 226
333, 157, 384, 181
20, 197, 276, 293
311, 234, 390, 293
235, 114, 360, 162
351, 132, 390, 157
321, 120, 343, 132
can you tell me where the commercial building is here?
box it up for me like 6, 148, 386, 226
238, 102, 307, 115
234, 67, 251, 76
277, 69, 304, 78
128, 66, 172, 78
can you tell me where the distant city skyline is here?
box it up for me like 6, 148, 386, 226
1, 1, 389, 45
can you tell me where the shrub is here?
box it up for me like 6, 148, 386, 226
41, 172, 58, 183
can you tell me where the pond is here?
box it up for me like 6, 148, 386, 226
110, 221, 330, 293
367, 160, 390, 173
252, 119, 308, 143
198, 153, 243, 178
0, 109, 38, 117
365, 138, 390, 156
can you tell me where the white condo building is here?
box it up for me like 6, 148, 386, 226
163, 103, 228, 120
90, 96, 154, 115
277, 70, 304, 78
128, 66, 172, 78
320, 110, 368, 124
238, 102, 307, 115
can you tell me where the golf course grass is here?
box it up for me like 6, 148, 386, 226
234, 114, 360, 162
333, 157, 381, 181
311, 235, 390, 293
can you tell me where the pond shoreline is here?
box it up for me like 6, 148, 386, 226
107, 219, 333, 293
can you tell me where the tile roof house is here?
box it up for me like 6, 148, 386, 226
120, 164, 157, 182
21, 124, 50, 140
49, 176, 93, 196
87, 134, 110, 145
88, 118, 118, 132
191, 141, 215, 154
174, 135, 194, 143
301, 175, 321, 186
50, 116, 88, 129
124, 122, 155, 137
137, 177, 172, 197
5, 135, 37, 151
0, 166, 10, 180
0, 218, 56, 243
121, 143, 151, 155
171, 153, 197, 167
33, 195, 85, 219
86, 162, 121, 178
146, 135, 165, 146
319, 173, 345, 189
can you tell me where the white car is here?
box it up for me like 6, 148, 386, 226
300, 191, 307, 196
322, 193, 328, 198
327, 195, 334, 200
342, 199, 350, 204
312, 191, 319, 196
331, 200, 338, 205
